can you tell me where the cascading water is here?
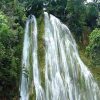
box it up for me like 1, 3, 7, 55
20, 15, 44, 100
20, 17, 30, 100
20, 12, 100, 100
44, 12, 100, 100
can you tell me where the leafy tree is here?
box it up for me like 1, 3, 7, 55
0, 11, 23, 99
66, 0, 86, 42
86, 28, 100, 65
85, 2, 99, 29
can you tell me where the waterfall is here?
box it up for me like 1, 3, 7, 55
20, 15, 45, 100
20, 13, 100, 100
44, 12, 100, 100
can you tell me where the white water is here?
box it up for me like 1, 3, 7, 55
20, 13, 100, 100
20, 15, 44, 100
44, 12, 100, 100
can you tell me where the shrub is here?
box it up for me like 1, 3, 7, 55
86, 28, 100, 65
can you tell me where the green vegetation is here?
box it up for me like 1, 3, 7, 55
0, 11, 23, 99
0, 0, 100, 99
37, 16, 45, 88
86, 28, 100, 65
79, 49, 100, 87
